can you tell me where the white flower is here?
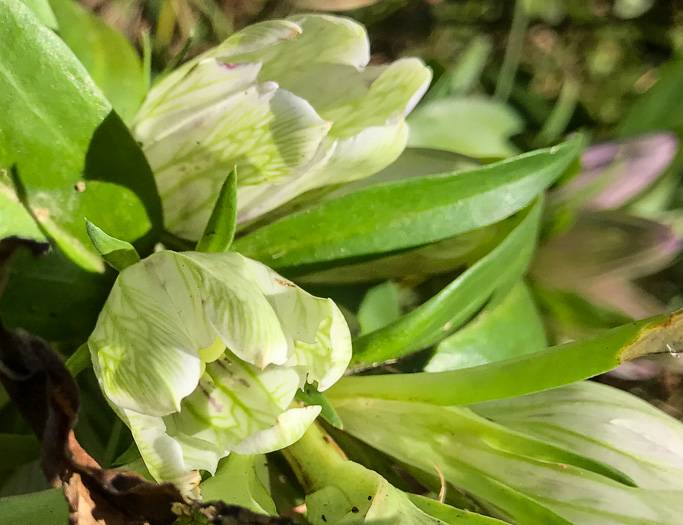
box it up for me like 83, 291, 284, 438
88, 251, 351, 493
132, 14, 432, 240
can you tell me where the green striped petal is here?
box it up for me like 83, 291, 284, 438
88, 251, 290, 416
133, 59, 330, 240
233, 405, 322, 454
242, 258, 353, 390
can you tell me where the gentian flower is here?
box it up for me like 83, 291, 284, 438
88, 251, 352, 494
131, 14, 432, 240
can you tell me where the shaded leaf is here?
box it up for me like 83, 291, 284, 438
0, 0, 161, 339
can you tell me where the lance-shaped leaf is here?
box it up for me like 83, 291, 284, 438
351, 199, 542, 365
196, 168, 237, 253
425, 281, 547, 372
333, 396, 683, 525
234, 137, 581, 272
472, 381, 683, 491
327, 307, 683, 405
85, 220, 140, 272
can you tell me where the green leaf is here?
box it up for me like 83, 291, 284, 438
0, 168, 46, 242
48, 0, 147, 123
473, 381, 683, 491
0, 490, 67, 525
196, 168, 237, 253
407, 96, 524, 158
19, 0, 57, 28
0, 0, 161, 339
334, 397, 683, 525
295, 382, 344, 429
200, 454, 277, 515
351, 199, 542, 365
357, 281, 401, 335
86, 220, 140, 272
407, 494, 508, 524
619, 58, 683, 135
234, 137, 582, 273
0, 434, 40, 471
328, 308, 683, 405
425, 281, 547, 372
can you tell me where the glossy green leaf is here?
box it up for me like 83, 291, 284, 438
48, 0, 147, 123
406, 494, 508, 524
473, 381, 683, 491
233, 137, 582, 272
19, 0, 56, 28
351, 199, 542, 365
200, 454, 277, 515
295, 382, 344, 429
407, 96, 524, 158
0, 0, 161, 339
86, 220, 140, 272
0, 490, 67, 525
425, 281, 547, 372
328, 307, 683, 405
334, 397, 683, 525
196, 168, 237, 253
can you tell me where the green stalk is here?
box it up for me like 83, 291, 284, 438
494, 0, 529, 102
281, 422, 346, 494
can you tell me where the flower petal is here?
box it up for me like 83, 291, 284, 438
218, 15, 370, 79
170, 356, 301, 451
288, 300, 353, 391
233, 405, 322, 454
241, 258, 353, 389
180, 252, 290, 367
139, 69, 330, 239
88, 253, 212, 416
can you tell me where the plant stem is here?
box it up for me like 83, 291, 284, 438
281, 422, 346, 494
65, 342, 91, 377
494, 0, 529, 103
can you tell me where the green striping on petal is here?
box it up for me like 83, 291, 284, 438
320, 58, 432, 139
89, 251, 291, 415
133, 59, 262, 144
213, 20, 302, 59
233, 405, 321, 454
89, 255, 211, 416
241, 258, 353, 390
178, 252, 291, 368
139, 65, 331, 240
288, 301, 352, 392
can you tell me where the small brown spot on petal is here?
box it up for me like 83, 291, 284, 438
275, 278, 295, 288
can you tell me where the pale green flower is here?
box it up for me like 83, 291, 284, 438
132, 14, 432, 240
87, 251, 352, 493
